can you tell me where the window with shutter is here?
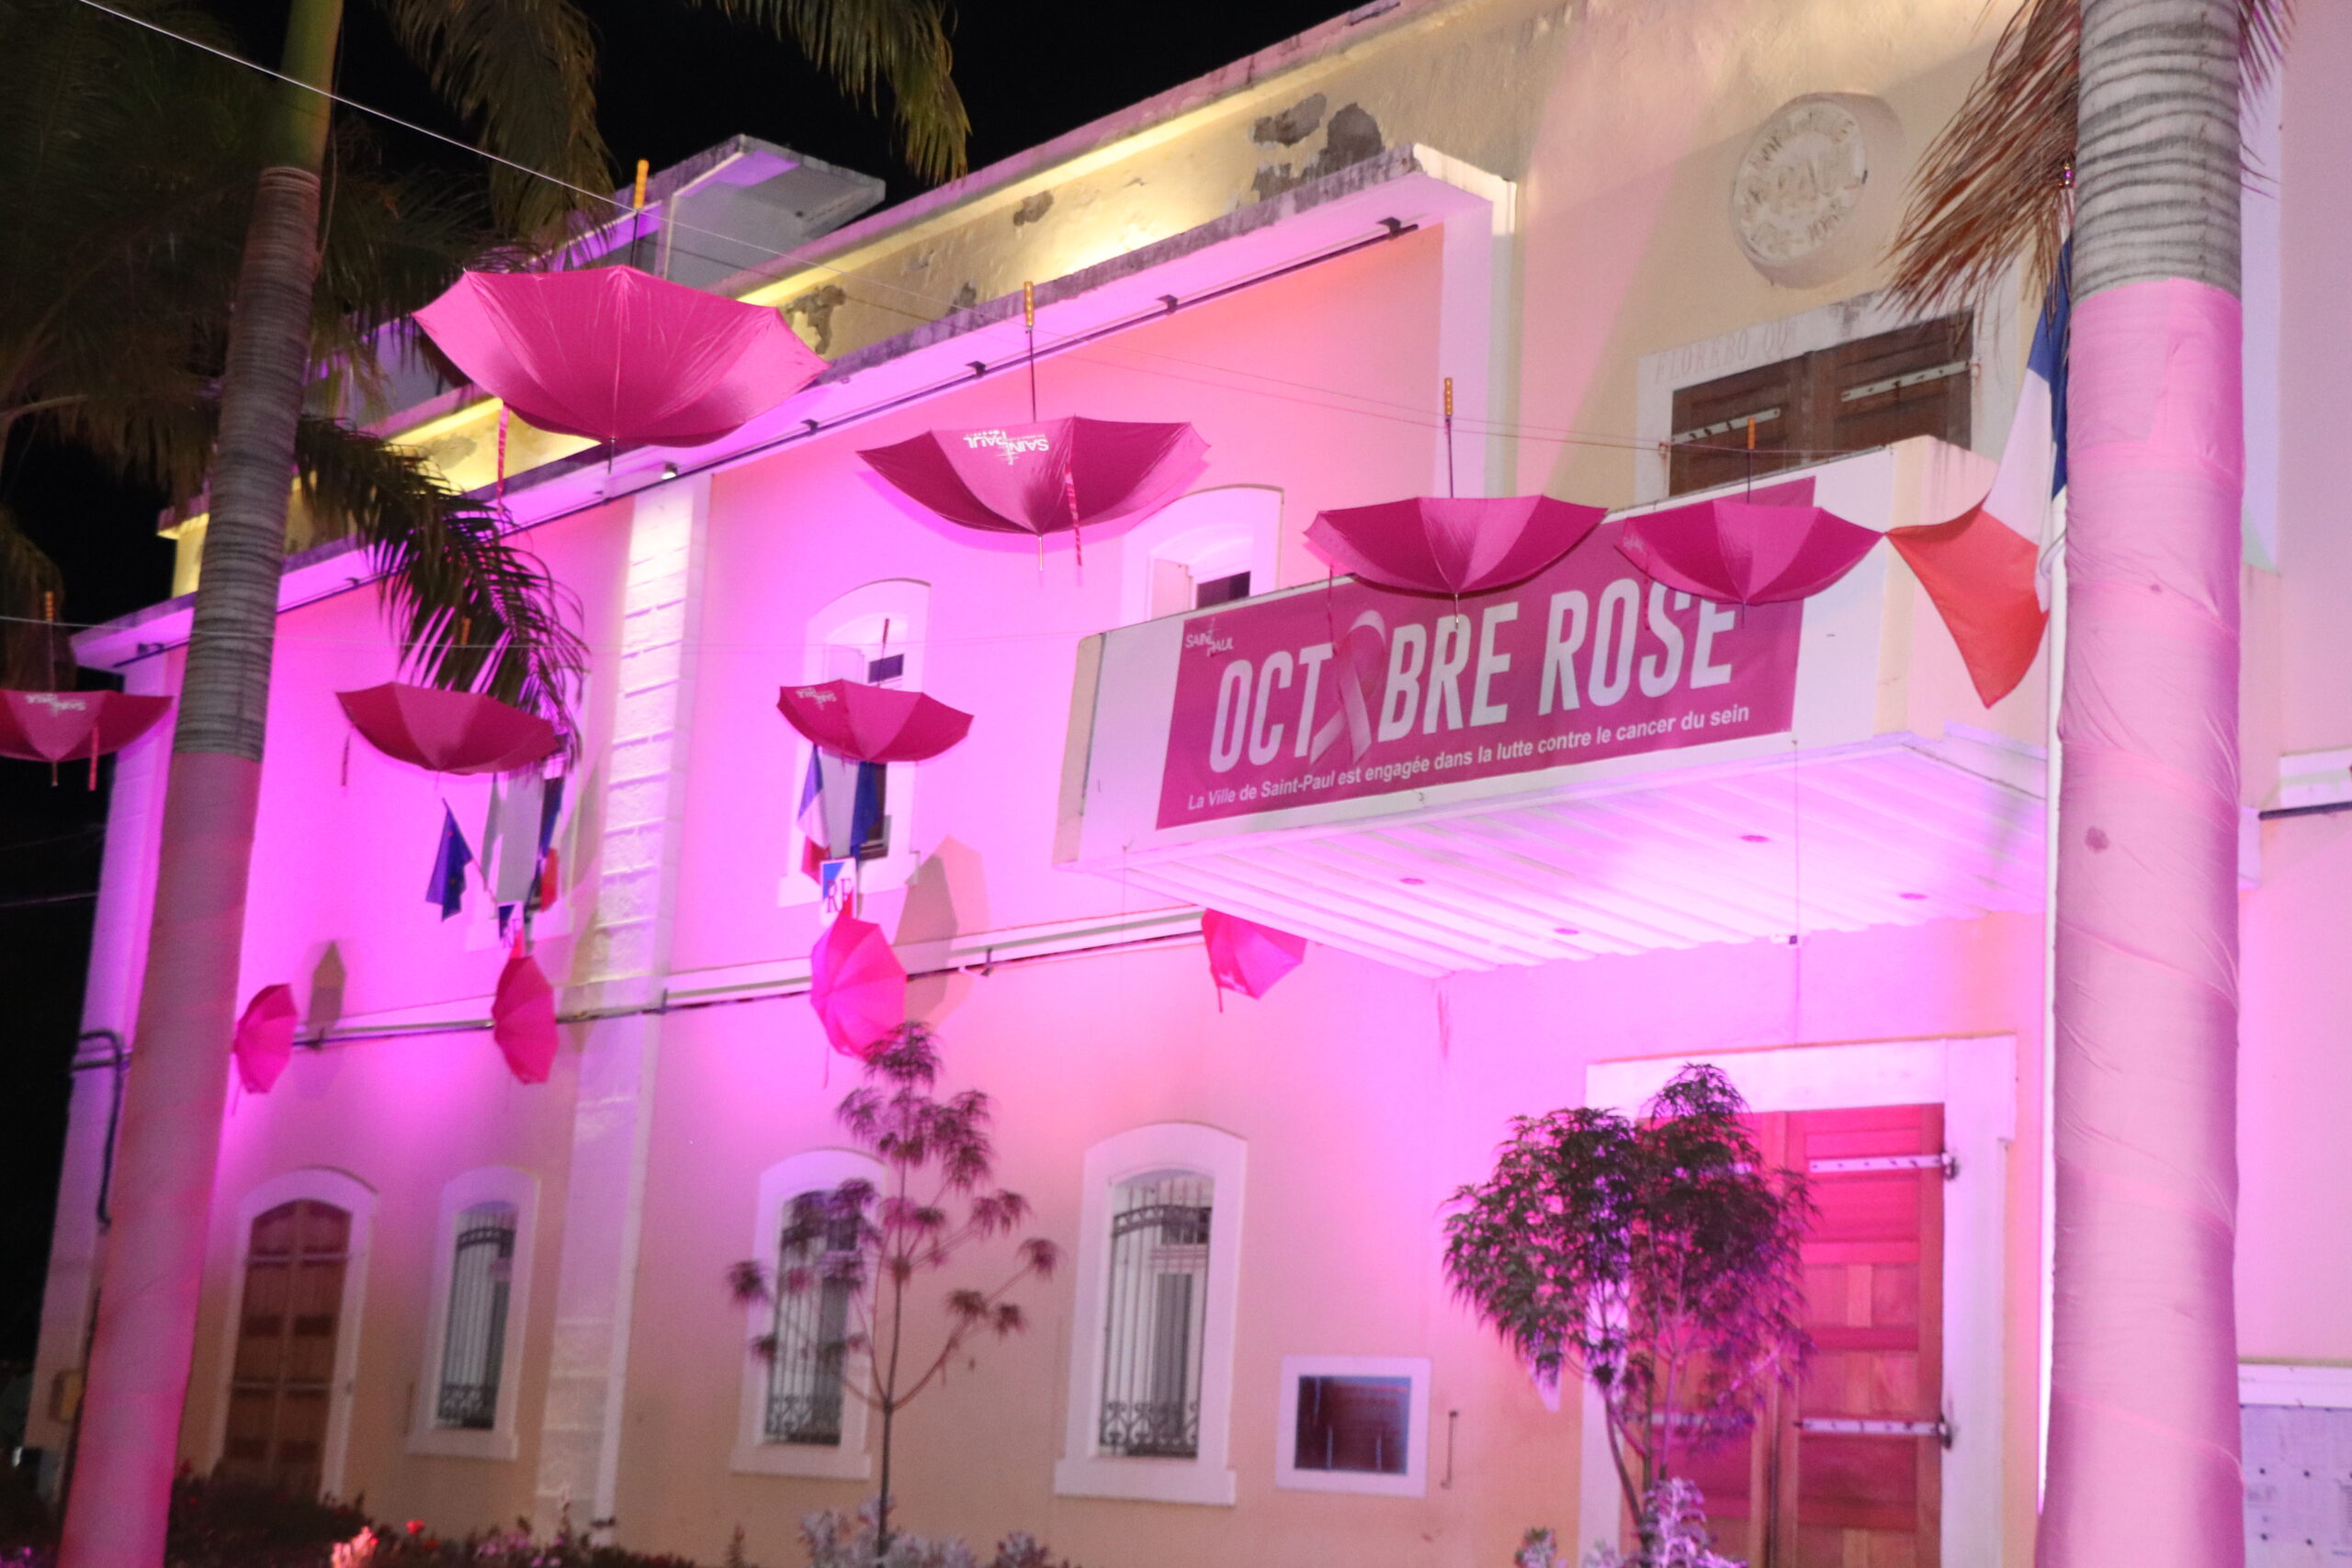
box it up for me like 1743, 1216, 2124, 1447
434, 1202, 516, 1430
220, 1201, 349, 1496
1098, 1171, 1213, 1459
1668, 317, 1973, 496
1674, 1103, 1946, 1566
763, 1201, 861, 1446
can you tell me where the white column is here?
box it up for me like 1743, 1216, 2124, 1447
27, 659, 172, 1482
533, 475, 708, 1533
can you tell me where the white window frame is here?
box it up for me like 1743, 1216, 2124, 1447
1577, 1036, 2017, 1568
209, 1167, 378, 1499
1118, 488, 1282, 626
732, 1148, 885, 1480
780, 580, 932, 905
1275, 1354, 1431, 1497
1056, 1123, 1245, 1506
408, 1167, 539, 1460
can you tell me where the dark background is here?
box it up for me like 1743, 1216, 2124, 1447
0, 0, 1359, 1367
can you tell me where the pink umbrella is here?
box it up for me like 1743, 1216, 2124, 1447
1305, 496, 1606, 596
337, 683, 557, 775
860, 417, 1207, 548
232, 984, 299, 1094
1203, 910, 1307, 1000
777, 680, 973, 764
0, 690, 172, 778
414, 266, 825, 446
809, 908, 905, 1060
492, 950, 559, 1085
1616, 494, 1879, 605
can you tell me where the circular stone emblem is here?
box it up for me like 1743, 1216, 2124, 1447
1730, 94, 1904, 288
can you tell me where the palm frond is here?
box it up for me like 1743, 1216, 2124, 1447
1888, 0, 2293, 313
684, 0, 970, 182
376, 0, 614, 242
293, 417, 586, 739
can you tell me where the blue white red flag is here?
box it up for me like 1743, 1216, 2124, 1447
1889, 253, 2069, 705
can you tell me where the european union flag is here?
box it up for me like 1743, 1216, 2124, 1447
426, 805, 473, 920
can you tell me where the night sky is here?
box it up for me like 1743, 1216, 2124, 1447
0, 0, 1361, 1367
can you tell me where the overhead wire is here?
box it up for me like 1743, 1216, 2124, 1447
64, 0, 1866, 468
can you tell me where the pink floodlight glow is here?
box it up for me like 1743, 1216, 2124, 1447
492, 951, 558, 1084
859, 417, 1207, 547
1617, 484, 1878, 604
414, 266, 825, 446
337, 683, 557, 775
1305, 495, 1605, 596
808, 909, 905, 1059
231, 985, 299, 1094
777, 680, 973, 763
1202, 910, 1307, 1000
0, 690, 170, 769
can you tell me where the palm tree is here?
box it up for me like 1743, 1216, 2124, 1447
40, 1, 968, 1564
1893, 1, 2287, 1562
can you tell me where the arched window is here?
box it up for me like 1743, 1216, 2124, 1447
784, 581, 931, 905
409, 1168, 538, 1460
213, 1168, 376, 1500
1119, 489, 1282, 625
1057, 1125, 1245, 1506
733, 1150, 883, 1480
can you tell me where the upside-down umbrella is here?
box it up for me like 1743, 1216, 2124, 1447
492, 949, 559, 1085
777, 680, 974, 763
1305, 496, 1607, 596
338, 683, 558, 775
414, 266, 826, 447
860, 417, 1207, 550
0, 690, 172, 780
232, 984, 299, 1094
1616, 488, 1879, 605
808, 908, 905, 1060
1202, 910, 1308, 1001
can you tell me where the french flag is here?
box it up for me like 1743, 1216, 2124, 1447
1889, 255, 2069, 706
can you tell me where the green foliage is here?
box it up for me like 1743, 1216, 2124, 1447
1443, 1066, 1809, 1543
798, 1506, 1085, 1568
0, 0, 582, 726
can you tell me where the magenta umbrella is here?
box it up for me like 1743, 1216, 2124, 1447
1305, 496, 1606, 596
860, 417, 1207, 548
232, 985, 299, 1094
492, 951, 559, 1085
414, 265, 825, 446
1616, 496, 1879, 604
777, 680, 972, 764
1203, 910, 1307, 1000
809, 908, 906, 1060
0, 691, 172, 777
338, 682, 557, 775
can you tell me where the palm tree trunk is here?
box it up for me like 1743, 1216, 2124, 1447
58, 6, 343, 1567
2042, 0, 2245, 1563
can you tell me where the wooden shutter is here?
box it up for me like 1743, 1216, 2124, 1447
1661, 1105, 1945, 1567
1773, 1103, 1945, 1568
220, 1200, 350, 1496
1668, 317, 1973, 498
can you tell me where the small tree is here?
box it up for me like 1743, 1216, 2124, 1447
1442, 1066, 1809, 1565
730, 1025, 1057, 1560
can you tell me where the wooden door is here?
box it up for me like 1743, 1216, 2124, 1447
220, 1200, 350, 1495
1669, 1105, 1945, 1567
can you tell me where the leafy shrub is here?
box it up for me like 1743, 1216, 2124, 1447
798, 1506, 1081, 1568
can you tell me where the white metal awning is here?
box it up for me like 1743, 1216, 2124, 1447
1055, 439, 2047, 976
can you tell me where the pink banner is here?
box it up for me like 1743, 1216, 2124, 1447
1156, 520, 1803, 828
